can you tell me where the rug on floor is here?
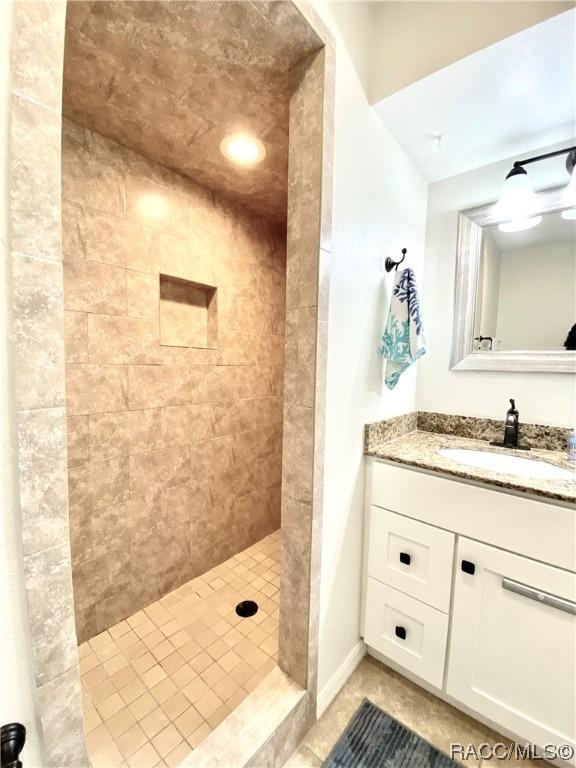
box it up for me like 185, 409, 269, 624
323, 699, 459, 768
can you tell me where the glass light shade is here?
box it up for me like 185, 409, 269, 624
220, 133, 266, 166
495, 169, 540, 224
498, 215, 542, 233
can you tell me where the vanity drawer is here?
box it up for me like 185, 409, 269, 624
364, 578, 449, 688
368, 507, 455, 612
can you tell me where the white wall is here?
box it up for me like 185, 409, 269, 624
495, 242, 575, 350
318, 1, 428, 701
0, 1, 44, 764
418, 149, 576, 428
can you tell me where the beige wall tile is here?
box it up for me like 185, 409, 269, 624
87, 314, 161, 365
10, 94, 62, 260
66, 363, 128, 415
68, 457, 129, 516
89, 411, 130, 461
11, 0, 67, 110
62, 200, 87, 260
62, 119, 124, 216
127, 271, 159, 317
64, 310, 88, 363
83, 209, 158, 271
128, 365, 190, 410
67, 415, 89, 467
129, 444, 190, 496
12, 255, 66, 409
127, 408, 164, 454
17, 407, 69, 555
23, 543, 78, 686
63, 259, 127, 315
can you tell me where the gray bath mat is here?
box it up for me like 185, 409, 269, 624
323, 699, 458, 768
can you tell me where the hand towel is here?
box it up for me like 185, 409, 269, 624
378, 267, 426, 389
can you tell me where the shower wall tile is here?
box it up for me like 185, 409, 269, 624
67, 415, 89, 468
87, 314, 162, 365
64, 311, 88, 363
11, 0, 67, 111
17, 407, 69, 556
63, 258, 127, 315
126, 270, 159, 318
129, 444, 191, 496
12, 254, 66, 410
66, 363, 128, 415
128, 364, 191, 410
10, 94, 62, 261
63, 123, 286, 641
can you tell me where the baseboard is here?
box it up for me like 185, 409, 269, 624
317, 641, 366, 718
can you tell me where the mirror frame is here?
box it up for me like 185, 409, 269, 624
451, 184, 576, 373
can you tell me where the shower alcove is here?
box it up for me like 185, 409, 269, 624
9, 0, 334, 766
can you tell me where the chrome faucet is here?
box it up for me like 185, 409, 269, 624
502, 398, 519, 448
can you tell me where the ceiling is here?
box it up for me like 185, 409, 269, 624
63, 1, 322, 222
373, 9, 576, 182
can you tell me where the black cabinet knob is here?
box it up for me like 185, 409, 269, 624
1, 723, 26, 768
461, 560, 476, 575
395, 625, 407, 640
399, 552, 411, 566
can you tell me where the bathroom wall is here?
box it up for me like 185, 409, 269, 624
495, 242, 575, 350
0, 1, 46, 763
418, 147, 576, 427
62, 120, 285, 643
315, 0, 428, 706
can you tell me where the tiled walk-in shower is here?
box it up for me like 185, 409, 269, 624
79, 531, 280, 767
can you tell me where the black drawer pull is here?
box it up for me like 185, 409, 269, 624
461, 560, 476, 575
395, 625, 407, 640
399, 552, 411, 566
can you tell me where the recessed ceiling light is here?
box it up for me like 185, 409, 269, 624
220, 133, 266, 167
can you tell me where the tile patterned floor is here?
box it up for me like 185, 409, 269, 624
79, 530, 280, 768
287, 656, 545, 768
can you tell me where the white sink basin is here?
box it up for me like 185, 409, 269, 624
438, 448, 575, 481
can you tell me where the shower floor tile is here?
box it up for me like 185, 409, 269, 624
79, 530, 281, 767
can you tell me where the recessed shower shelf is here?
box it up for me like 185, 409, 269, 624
159, 273, 217, 349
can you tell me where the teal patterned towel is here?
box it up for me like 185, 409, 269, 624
378, 267, 426, 389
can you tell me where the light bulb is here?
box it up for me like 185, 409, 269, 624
220, 133, 266, 167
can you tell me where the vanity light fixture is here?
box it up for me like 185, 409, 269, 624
496, 145, 576, 232
220, 132, 266, 167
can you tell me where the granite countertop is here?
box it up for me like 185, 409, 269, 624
365, 413, 576, 505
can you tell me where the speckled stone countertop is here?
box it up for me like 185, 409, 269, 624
365, 412, 576, 504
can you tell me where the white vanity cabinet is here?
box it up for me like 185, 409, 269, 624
363, 459, 576, 759
448, 537, 576, 752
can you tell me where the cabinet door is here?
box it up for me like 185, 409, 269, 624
447, 538, 576, 754
368, 507, 455, 612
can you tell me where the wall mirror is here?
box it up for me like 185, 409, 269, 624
451, 185, 576, 372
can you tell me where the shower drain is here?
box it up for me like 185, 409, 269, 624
235, 600, 259, 618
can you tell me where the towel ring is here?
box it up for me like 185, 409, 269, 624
385, 248, 407, 273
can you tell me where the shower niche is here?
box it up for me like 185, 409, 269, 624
159, 273, 217, 349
